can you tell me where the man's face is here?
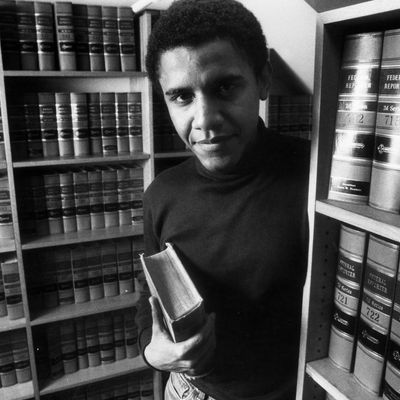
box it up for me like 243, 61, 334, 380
158, 40, 269, 174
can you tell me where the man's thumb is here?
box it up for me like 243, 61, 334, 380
149, 296, 166, 333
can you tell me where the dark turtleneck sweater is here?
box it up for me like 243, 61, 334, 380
137, 122, 310, 400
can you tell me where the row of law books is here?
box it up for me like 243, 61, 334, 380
26, 238, 143, 311
36, 309, 139, 380
16, 164, 144, 236
268, 94, 313, 141
0, 330, 31, 388
8, 91, 142, 161
328, 223, 400, 397
328, 28, 400, 213
0, 108, 4, 161
44, 370, 154, 400
0, 1, 138, 72
0, 171, 14, 240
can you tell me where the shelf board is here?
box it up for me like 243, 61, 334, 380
306, 358, 379, 400
0, 380, 34, 400
13, 152, 150, 168
0, 237, 16, 253
155, 151, 192, 159
21, 223, 143, 250
31, 292, 140, 326
0, 161, 7, 169
0, 316, 26, 332
4, 70, 147, 78
40, 355, 148, 396
316, 199, 400, 242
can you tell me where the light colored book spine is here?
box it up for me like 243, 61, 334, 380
38, 92, 59, 157
115, 92, 129, 154
0, 268, 7, 317
117, 7, 136, 72
73, 169, 91, 231
11, 330, 31, 383
55, 248, 74, 305
117, 238, 134, 294
55, 92, 74, 157
101, 241, 119, 297
113, 312, 126, 361
0, 334, 17, 387
75, 318, 89, 370
86, 243, 104, 300
130, 165, 144, 225
54, 2, 76, 71
116, 166, 131, 226
60, 321, 78, 374
98, 314, 115, 364
102, 166, 119, 227
84, 316, 101, 367
102, 6, 120, 71
124, 308, 139, 358
23, 92, 43, 159
354, 235, 400, 394
34, 1, 56, 71
72, 4, 89, 71
71, 245, 90, 303
328, 31, 383, 204
87, 168, 105, 229
127, 92, 143, 152
0, 171, 14, 240
43, 172, 63, 234
46, 324, 64, 378
87, 93, 103, 155
100, 92, 118, 156
70, 92, 90, 156
87, 5, 105, 71
59, 171, 77, 233
1, 258, 24, 320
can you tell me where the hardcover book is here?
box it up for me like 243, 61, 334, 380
72, 169, 91, 231
43, 172, 63, 234
0, 0, 20, 70
59, 171, 77, 233
86, 243, 104, 300
71, 245, 90, 303
70, 92, 90, 156
97, 314, 115, 364
87, 93, 103, 155
55, 92, 74, 157
87, 168, 105, 229
102, 6, 121, 71
38, 92, 59, 157
1, 257, 24, 320
117, 7, 136, 72
60, 321, 78, 374
101, 241, 119, 297
11, 330, 31, 383
23, 92, 43, 159
127, 92, 143, 152
0, 333, 17, 387
55, 248, 74, 305
87, 5, 105, 71
0, 172, 14, 240
72, 4, 90, 71
75, 318, 89, 370
100, 92, 118, 156
140, 243, 205, 342
101, 166, 119, 228
115, 92, 130, 154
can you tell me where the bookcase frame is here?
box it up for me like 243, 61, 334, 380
0, 2, 163, 400
297, 1, 400, 399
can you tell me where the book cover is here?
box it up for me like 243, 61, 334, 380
46, 324, 64, 378
75, 318, 89, 370
100, 92, 118, 156
97, 314, 115, 364
23, 92, 43, 159
87, 92, 103, 155
70, 92, 90, 156
30, 174, 49, 235
8, 94, 28, 161
0, 333, 17, 387
55, 248, 74, 306
0, 0, 20, 70
87, 5, 105, 71
101, 166, 119, 228
38, 92, 59, 157
353, 234, 400, 394
72, 169, 91, 231
116, 166, 132, 226
40, 251, 59, 308
71, 245, 90, 303
139, 370, 154, 400
60, 321, 79, 374
87, 168, 105, 229
129, 164, 144, 226
0, 268, 7, 317
55, 92, 74, 157
123, 307, 138, 358
54, 2, 76, 71
34, 1, 56, 71
43, 172, 63, 234
1, 257, 24, 320
117, 7, 136, 72
328, 31, 383, 204
113, 312, 126, 361
117, 238, 134, 294
102, 6, 120, 72
127, 92, 143, 152
140, 243, 206, 342
115, 92, 130, 154
328, 224, 367, 372
16, 0, 39, 70
101, 241, 119, 297
11, 330, 31, 383
59, 171, 77, 233
0, 171, 14, 240
72, 4, 89, 71
84, 316, 101, 367
369, 29, 400, 213
86, 242, 104, 300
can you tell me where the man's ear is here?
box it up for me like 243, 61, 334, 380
258, 61, 272, 101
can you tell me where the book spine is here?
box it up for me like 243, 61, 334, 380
127, 92, 143, 152
0, 1, 21, 70
55, 92, 74, 157
98, 314, 115, 364
133, 236, 145, 293
72, 4, 89, 71
116, 92, 129, 154
26, 257, 42, 311
73, 169, 91, 231
328, 224, 367, 372
0, 108, 4, 160
75, 319, 89, 370
23, 92, 43, 159
102, 6, 120, 72
11, 330, 31, 383
8, 95, 28, 161
60, 321, 78, 374
86, 243, 104, 300
124, 308, 139, 358
84, 317, 101, 367
116, 166, 131, 226
354, 234, 400, 394
0, 269, 7, 317
43, 172, 63, 234
38, 92, 59, 157
369, 29, 400, 213
0, 172, 14, 240
87, 93, 103, 155
139, 370, 154, 400
46, 324, 64, 378
101, 241, 119, 297
328, 31, 383, 204
59, 171, 77, 233
87, 5, 104, 71
129, 165, 144, 225
40, 252, 59, 308
30, 174, 49, 235
0, 334, 17, 387
34, 1, 56, 71
70, 92, 90, 156
55, 248, 74, 305
54, 2, 76, 71
100, 92, 118, 155
117, 7, 136, 72
102, 166, 119, 227
71, 245, 89, 303
87, 168, 105, 229
114, 379, 128, 400
128, 378, 140, 400
117, 238, 134, 294
1, 258, 24, 320
113, 312, 126, 361
16, 0, 38, 70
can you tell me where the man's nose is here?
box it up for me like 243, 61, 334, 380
192, 95, 223, 131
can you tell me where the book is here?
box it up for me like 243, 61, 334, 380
16, 0, 39, 70
117, 7, 136, 72
140, 243, 206, 342
71, 245, 90, 303
0, 333, 17, 387
129, 164, 144, 225
113, 312, 126, 361
133, 236, 145, 293
117, 238, 134, 294
46, 324, 64, 379
43, 172, 63, 234
59, 171, 77, 233
34, 1, 56, 71
0, 268, 7, 317
116, 166, 132, 226
87, 168, 105, 229
70, 92, 90, 156
1, 257, 24, 320
11, 330, 31, 383
102, 6, 121, 72
84, 316, 101, 367
8, 94, 28, 161
40, 251, 59, 309
55, 248, 74, 305
72, 169, 91, 231
87, 93, 103, 155
30, 174, 49, 235
86, 242, 104, 300
72, 4, 90, 71
23, 92, 43, 159
115, 92, 130, 154
101, 241, 119, 297
328, 224, 367, 372
123, 308, 139, 358
98, 314, 115, 364
127, 92, 143, 152
60, 321, 79, 374
0, 0, 20, 70
328, 31, 383, 204
0, 108, 4, 161
87, 5, 105, 71
128, 378, 140, 400
0, 172, 14, 240
353, 234, 400, 394
54, 2, 76, 71
102, 166, 119, 228
55, 92, 74, 157
369, 29, 400, 213
100, 92, 118, 156
139, 370, 154, 400
38, 92, 59, 157
75, 318, 89, 370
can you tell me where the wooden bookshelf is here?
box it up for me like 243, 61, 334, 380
0, 381, 34, 400
0, 316, 27, 333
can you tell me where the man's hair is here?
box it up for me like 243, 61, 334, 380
145, 0, 269, 86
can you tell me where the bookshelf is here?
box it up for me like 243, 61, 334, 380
297, 1, 400, 399
0, 2, 162, 400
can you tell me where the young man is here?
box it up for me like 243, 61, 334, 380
137, 0, 310, 399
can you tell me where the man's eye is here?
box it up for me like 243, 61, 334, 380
170, 92, 193, 105
218, 83, 237, 97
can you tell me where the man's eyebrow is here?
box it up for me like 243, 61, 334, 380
164, 87, 190, 96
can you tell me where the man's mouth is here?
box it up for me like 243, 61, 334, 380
196, 136, 233, 145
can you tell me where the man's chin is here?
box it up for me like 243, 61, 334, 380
197, 155, 238, 174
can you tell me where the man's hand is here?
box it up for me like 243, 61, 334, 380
144, 296, 216, 377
